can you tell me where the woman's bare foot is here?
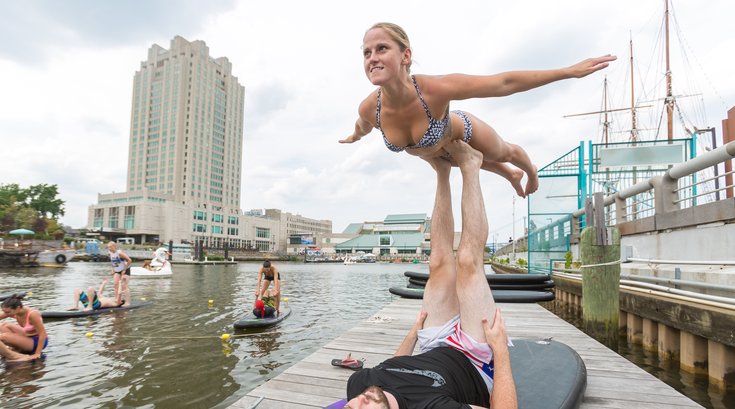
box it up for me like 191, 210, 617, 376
510, 168, 525, 198
524, 166, 539, 197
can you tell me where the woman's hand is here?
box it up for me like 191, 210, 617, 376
568, 55, 617, 78
339, 134, 361, 144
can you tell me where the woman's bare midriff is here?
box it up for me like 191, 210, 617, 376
404, 113, 466, 159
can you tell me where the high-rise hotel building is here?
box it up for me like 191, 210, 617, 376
88, 36, 330, 251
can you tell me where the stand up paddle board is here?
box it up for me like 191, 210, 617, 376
233, 307, 292, 329
407, 277, 555, 291
0, 291, 26, 302
404, 271, 551, 284
389, 286, 555, 303
41, 301, 153, 319
324, 338, 586, 409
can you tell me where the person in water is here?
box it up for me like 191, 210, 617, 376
344, 141, 516, 409
107, 241, 133, 306
0, 293, 48, 362
255, 260, 281, 312
340, 22, 615, 198
69, 278, 123, 311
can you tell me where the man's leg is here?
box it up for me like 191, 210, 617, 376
421, 157, 460, 328
445, 140, 497, 341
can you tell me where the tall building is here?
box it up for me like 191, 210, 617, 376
87, 36, 329, 251
127, 36, 244, 209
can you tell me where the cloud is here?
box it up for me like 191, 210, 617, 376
1, 0, 733, 241
0, 0, 237, 63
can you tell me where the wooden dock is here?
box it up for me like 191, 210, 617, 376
229, 298, 704, 408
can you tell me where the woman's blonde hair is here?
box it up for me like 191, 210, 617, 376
367, 22, 412, 73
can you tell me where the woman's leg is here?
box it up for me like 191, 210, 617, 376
0, 331, 34, 353
121, 275, 131, 306
462, 112, 539, 196
0, 339, 27, 360
259, 280, 272, 297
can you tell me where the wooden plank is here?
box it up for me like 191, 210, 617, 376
228, 299, 703, 409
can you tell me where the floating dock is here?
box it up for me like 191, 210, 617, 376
228, 298, 703, 408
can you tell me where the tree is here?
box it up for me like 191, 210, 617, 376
0, 183, 66, 234
26, 184, 65, 219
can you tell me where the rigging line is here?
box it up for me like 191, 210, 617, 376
675, 5, 729, 122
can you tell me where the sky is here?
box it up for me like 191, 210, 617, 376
0, 0, 733, 241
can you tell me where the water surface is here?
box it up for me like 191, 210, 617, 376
0, 261, 422, 408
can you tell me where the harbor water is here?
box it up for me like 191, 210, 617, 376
0, 261, 422, 408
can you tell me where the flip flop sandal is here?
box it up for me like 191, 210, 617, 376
331, 353, 364, 370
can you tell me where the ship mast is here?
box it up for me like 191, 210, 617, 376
602, 77, 609, 145
629, 34, 638, 142
665, 0, 674, 140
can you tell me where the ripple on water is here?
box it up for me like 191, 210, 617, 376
0, 261, 417, 408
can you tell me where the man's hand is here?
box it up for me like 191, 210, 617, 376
414, 310, 428, 330
482, 309, 509, 353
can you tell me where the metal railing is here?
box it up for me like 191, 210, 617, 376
571, 140, 735, 226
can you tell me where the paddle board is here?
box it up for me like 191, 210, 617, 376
233, 307, 292, 329
0, 291, 26, 302
404, 271, 551, 284
41, 301, 153, 319
407, 277, 555, 291
324, 338, 586, 409
389, 286, 555, 303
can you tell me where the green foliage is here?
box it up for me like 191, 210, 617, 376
0, 183, 66, 235
517, 258, 527, 266
565, 251, 573, 269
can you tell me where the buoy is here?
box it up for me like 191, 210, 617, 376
85, 332, 94, 337
283, 297, 289, 302
208, 299, 214, 305
27, 291, 33, 296
220, 333, 231, 340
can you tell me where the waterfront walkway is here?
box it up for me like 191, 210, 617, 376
229, 298, 703, 409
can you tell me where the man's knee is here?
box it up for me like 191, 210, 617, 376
456, 248, 482, 274
428, 251, 453, 272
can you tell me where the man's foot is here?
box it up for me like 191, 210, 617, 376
524, 166, 539, 197
444, 140, 483, 172
423, 154, 452, 176
510, 168, 525, 198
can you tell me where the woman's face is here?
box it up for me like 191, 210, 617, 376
2, 307, 19, 317
362, 28, 408, 86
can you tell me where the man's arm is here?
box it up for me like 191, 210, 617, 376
484, 310, 517, 409
394, 310, 427, 356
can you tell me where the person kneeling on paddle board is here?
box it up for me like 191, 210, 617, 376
69, 279, 123, 311
345, 142, 517, 408
252, 299, 276, 319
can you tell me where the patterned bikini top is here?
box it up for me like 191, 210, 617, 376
376, 75, 450, 152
